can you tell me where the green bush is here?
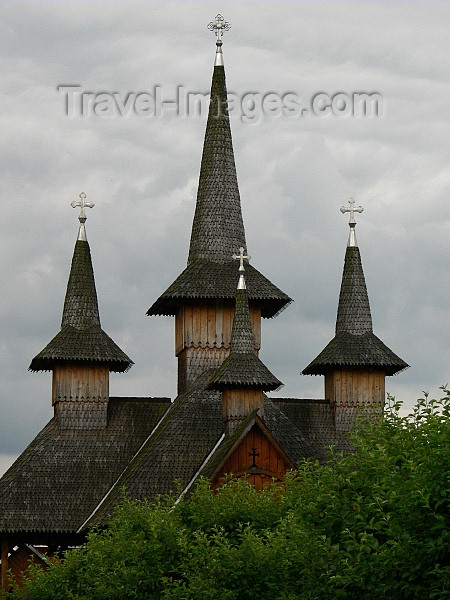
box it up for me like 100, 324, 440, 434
7, 387, 449, 600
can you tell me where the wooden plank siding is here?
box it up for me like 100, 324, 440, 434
52, 364, 109, 405
175, 302, 261, 352
325, 368, 385, 431
175, 302, 261, 394
222, 388, 264, 434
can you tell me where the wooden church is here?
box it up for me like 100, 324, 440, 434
0, 16, 407, 588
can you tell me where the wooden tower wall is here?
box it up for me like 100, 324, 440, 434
222, 388, 264, 435
52, 363, 109, 429
325, 368, 385, 432
175, 301, 261, 394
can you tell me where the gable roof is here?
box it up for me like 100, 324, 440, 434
303, 244, 408, 376
30, 239, 133, 373
199, 412, 296, 482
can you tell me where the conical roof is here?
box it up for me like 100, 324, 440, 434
209, 275, 282, 390
30, 236, 133, 373
303, 225, 408, 376
147, 36, 290, 318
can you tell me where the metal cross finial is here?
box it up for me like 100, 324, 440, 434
233, 247, 251, 272
340, 197, 363, 225
207, 14, 231, 42
340, 198, 363, 247
71, 192, 95, 223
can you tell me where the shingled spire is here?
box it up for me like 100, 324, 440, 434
148, 17, 290, 394
209, 253, 282, 434
30, 194, 133, 429
303, 200, 407, 430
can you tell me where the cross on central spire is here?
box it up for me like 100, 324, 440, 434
207, 14, 231, 42
208, 14, 231, 67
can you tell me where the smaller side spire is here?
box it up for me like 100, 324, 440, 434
207, 14, 231, 66
30, 194, 133, 374
209, 252, 282, 391
303, 201, 408, 377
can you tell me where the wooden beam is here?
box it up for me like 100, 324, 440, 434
1, 534, 8, 591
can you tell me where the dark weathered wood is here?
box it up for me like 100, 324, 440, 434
1, 534, 8, 591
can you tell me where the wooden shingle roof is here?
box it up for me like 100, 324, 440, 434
303, 245, 408, 375
147, 259, 291, 318
30, 239, 133, 373
82, 374, 347, 530
147, 60, 291, 319
0, 398, 170, 535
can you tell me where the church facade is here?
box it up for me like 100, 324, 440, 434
0, 16, 407, 589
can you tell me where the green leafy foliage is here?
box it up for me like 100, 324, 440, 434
6, 388, 449, 600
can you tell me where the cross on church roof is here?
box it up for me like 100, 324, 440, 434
340, 198, 363, 247
71, 192, 95, 223
233, 247, 251, 290
207, 14, 231, 42
340, 197, 363, 225
249, 447, 259, 468
232, 247, 251, 272
71, 192, 94, 241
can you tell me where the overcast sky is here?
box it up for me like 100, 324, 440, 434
0, 1, 449, 476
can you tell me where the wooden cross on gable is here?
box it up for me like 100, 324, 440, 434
340, 197, 363, 225
249, 447, 259, 468
71, 192, 95, 223
232, 247, 251, 272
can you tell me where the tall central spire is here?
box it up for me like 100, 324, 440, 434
148, 17, 291, 393
188, 15, 246, 265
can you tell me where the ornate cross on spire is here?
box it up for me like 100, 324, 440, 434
71, 192, 95, 241
340, 198, 363, 247
207, 14, 231, 42
340, 197, 363, 224
208, 14, 231, 66
71, 192, 95, 223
